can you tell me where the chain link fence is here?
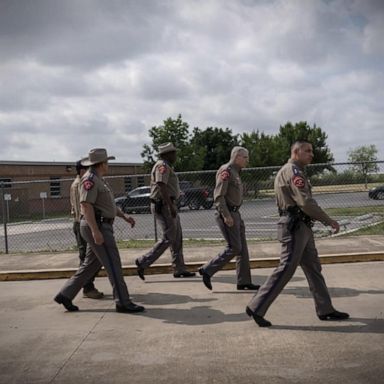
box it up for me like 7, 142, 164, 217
1, 161, 384, 253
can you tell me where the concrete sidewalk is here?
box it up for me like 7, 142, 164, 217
0, 262, 383, 384
1, 234, 384, 271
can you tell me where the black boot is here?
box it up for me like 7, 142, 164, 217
116, 302, 145, 313
246, 306, 272, 327
237, 283, 260, 290
173, 271, 196, 278
318, 310, 349, 321
54, 293, 79, 312
135, 259, 145, 281
198, 268, 212, 290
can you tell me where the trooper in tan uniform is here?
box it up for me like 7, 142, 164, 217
135, 142, 195, 279
198, 146, 260, 291
246, 140, 349, 327
70, 160, 103, 299
54, 148, 144, 314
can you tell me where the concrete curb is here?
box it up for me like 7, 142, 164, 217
1, 251, 383, 282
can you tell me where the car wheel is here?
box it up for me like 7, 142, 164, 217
377, 191, 384, 200
188, 199, 201, 210
202, 201, 214, 209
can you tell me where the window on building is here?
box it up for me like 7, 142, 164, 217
138, 176, 145, 187
50, 177, 61, 197
0, 178, 12, 188
124, 177, 133, 193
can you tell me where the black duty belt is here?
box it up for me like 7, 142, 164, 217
95, 216, 114, 225
278, 206, 300, 216
80, 215, 114, 225
101, 217, 114, 225
278, 207, 313, 226
228, 205, 240, 212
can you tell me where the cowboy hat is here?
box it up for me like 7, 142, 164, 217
81, 148, 115, 166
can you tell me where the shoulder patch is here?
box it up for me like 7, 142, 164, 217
158, 163, 167, 174
83, 179, 94, 191
220, 169, 230, 181
293, 175, 305, 188
83, 172, 95, 191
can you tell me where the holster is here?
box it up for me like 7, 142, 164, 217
280, 206, 313, 232
287, 214, 300, 232
153, 200, 163, 214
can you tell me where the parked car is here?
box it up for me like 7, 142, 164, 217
115, 186, 151, 213
368, 185, 384, 200
178, 181, 214, 210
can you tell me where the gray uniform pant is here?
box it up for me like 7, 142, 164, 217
202, 210, 252, 285
247, 217, 335, 317
59, 220, 132, 306
73, 221, 99, 292
137, 203, 187, 273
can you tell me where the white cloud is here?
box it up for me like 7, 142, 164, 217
0, 0, 383, 164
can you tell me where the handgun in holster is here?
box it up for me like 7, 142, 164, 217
287, 212, 300, 232
152, 200, 163, 214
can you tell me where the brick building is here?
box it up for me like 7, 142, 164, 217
0, 161, 147, 220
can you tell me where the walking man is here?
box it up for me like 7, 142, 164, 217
198, 146, 260, 291
70, 159, 103, 299
246, 140, 349, 327
135, 142, 195, 280
54, 148, 144, 314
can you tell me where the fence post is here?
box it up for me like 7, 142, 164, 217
153, 212, 158, 242
1, 182, 9, 254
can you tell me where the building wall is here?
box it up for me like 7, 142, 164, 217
0, 161, 149, 219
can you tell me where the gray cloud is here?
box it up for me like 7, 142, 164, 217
0, 0, 383, 164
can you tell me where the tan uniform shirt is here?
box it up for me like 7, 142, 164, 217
214, 162, 243, 220
274, 159, 332, 225
150, 160, 180, 200
70, 175, 82, 223
79, 169, 117, 219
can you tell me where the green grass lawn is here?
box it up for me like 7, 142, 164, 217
325, 205, 384, 216
116, 238, 228, 249
339, 221, 384, 236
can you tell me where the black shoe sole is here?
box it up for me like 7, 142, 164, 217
198, 269, 212, 290
116, 305, 145, 313
173, 272, 196, 278
54, 294, 79, 312
237, 285, 260, 290
318, 314, 349, 321
135, 260, 145, 281
246, 306, 272, 327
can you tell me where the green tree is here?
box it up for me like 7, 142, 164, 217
240, 122, 333, 171
141, 114, 204, 172
347, 145, 379, 187
275, 121, 334, 165
190, 127, 239, 170
240, 130, 280, 167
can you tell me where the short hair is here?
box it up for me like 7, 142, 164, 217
75, 160, 87, 175
291, 140, 312, 152
230, 146, 248, 161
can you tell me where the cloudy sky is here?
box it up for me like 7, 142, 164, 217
0, 0, 383, 164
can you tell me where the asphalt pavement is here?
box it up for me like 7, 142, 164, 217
0, 261, 383, 384
2, 191, 383, 253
